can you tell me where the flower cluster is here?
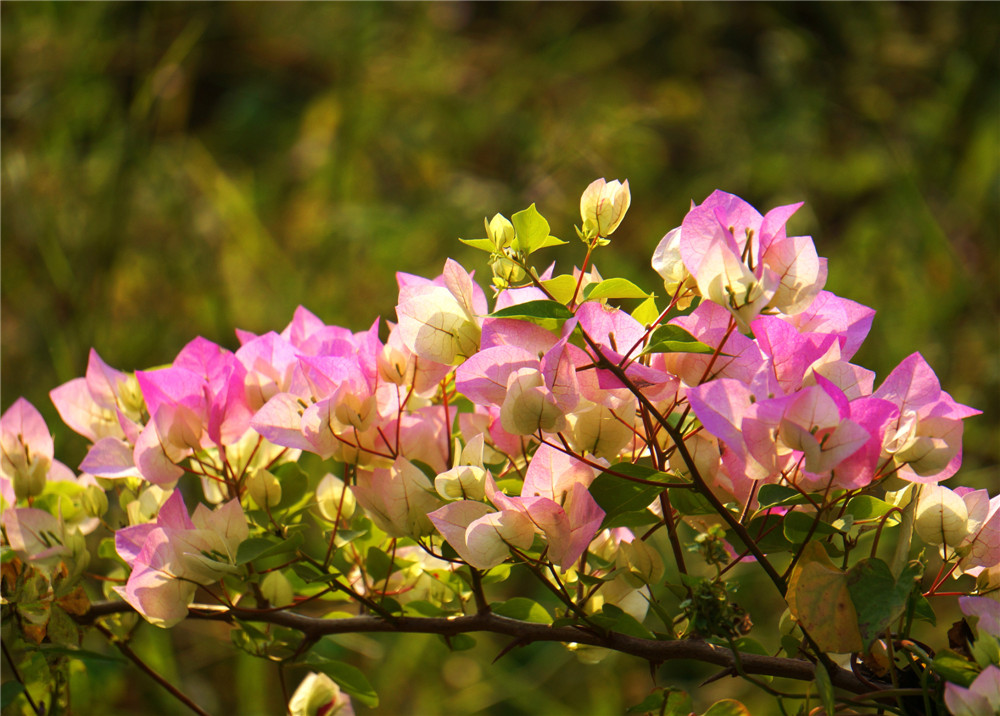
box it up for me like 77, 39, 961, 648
1, 179, 992, 715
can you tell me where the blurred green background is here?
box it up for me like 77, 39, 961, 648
2, 3, 998, 714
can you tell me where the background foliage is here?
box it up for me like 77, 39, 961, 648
2, 3, 997, 714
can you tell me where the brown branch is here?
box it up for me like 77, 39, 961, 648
77, 601, 876, 695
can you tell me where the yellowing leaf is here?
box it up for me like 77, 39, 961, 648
786, 542, 863, 654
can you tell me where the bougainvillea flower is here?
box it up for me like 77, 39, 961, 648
1, 398, 55, 500
662, 302, 765, 387
352, 458, 443, 538
50, 349, 145, 444
395, 259, 487, 366
670, 191, 826, 328
114, 490, 247, 627
289, 672, 355, 716
875, 352, 981, 482
580, 178, 631, 239
944, 665, 1000, 716
428, 500, 535, 570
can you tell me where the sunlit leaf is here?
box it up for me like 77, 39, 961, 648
786, 542, 863, 653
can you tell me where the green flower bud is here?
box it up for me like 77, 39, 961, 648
616, 538, 665, 587
12, 455, 48, 501
247, 469, 282, 509
260, 570, 294, 607
316, 473, 355, 522
485, 213, 515, 250
81, 485, 109, 518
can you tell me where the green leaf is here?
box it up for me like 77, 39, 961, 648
603, 509, 661, 530
702, 700, 751, 716
1, 546, 15, 564
667, 487, 715, 516
440, 633, 477, 651
0, 681, 25, 709
931, 649, 981, 687
641, 324, 715, 355
491, 597, 552, 624
582, 278, 648, 302
540, 274, 579, 304
235, 532, 304, 565
845, 495, 896, 522
740, 514, 795, 553
782, 510, 839, 544
272, 462, 309, 510
533, 235, 569, 250
510, 204, 551, 254
628, 688, 694, 715
591, 604, 656, 640
404, 600, 448, 617
846, 558, 922, 650
815, 663, 836, 716
299, 654, 379, 708
909, 592, 936, 626
45, 606, 80, 646
459, 237, 498, 252
631, 295, 660, 327
589, 465, 671, 529
38, 645, 125, 665
756, 484, 807, 509
489, 299, 574, 322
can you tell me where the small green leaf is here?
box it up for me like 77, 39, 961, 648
235, 532, 304, 565
38, 645, 126, 665
603, 509, 661, 530
459, 237, 498, 252
641, 324, 715, 355
782, 511, 839, 543
931, 649, 981, 687
582, 278, 649, 302
631, 295, 660, 327
667, 487, 715, 516
815, 663, 836, 716
909, 592, 936, 626
272, 463, 309, 510
702, 700, 751, 716
756, 484, 802, 508
589, 466, 670, 529
532, 235, 569, 251
540, 274, 579, 304
299, 654, 380, 707
846, 558, 922, 650
591, 604, 656, 640
441, 633, 477, 651
0, 681, 25, 709
510, 204, 551, 254
489, 300, 575, 322
845, 495, 897, 522
491, 598, 552, 624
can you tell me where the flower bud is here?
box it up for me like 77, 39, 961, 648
289, 672, 352, 716
915, 484, 969, 548
247, 469, 282, 509
651, 226, 697, 309
490, 253, 525, 287
12, 455, 48, 501
434, 465, 487, 501
81, 484, 109, 518
117, 373, 146, 421
616, 538, 665, 587
316, 473, 355, 521
580, 178, 630, 239
485, 213, 515, 250
260, 571, 294, 607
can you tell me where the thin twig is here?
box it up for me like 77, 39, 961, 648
94, 622, 213, 716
